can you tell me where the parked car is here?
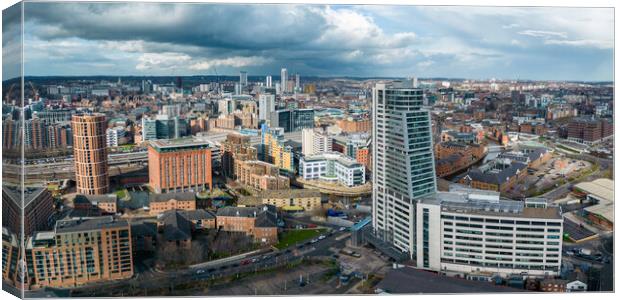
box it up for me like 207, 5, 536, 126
196, 269, 205, 274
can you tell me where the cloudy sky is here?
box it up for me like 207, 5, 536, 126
2, 2, 614, 81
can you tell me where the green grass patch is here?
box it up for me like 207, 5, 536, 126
556, 144, 579, 154
115, 189, 129, 200
275, 228, 326, 249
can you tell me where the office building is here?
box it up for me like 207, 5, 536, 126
299, 152, 366, 187
26, 216, 133, 288
372, 80, 437, 256
258, 94, 276, 121
295, 73, 300, 90
270, 109, 314, 132
280, 68, 288, 94
265, 75, 272, 88
148, 138, 213, 194
301, 128, 333, 156
72, 113, 109, 195
415, 188, 563, 277
141, 115, 189, 141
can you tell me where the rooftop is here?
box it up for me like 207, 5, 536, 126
2, 185, 50, 209
422, 189, 561, 220
376, 267, 523, 294
149, 137, 211, 151
150, 192, 196, 203
302, 151, 363, 168
55, 216, 129, 234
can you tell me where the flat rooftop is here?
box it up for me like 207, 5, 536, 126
574, 178, 613, 203
149, 137, 211, 151
376, 267, 523, 294
55, 216, 129, 234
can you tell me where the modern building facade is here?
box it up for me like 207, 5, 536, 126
258, 94, 275, 121
301, 128, 333, 156
2, 186, 56, 237
299, 152, 366, 187
372, 80, 437, 257
148, 138, 213, 194
72, 113, 109, 195
270, 109, 314, 132
105, 126, 125, 147
280, 68, 288, 94
261, 125, 294, 171
236, 160, 290, 190
415, 189, 563, 278
26, 216, 133, 288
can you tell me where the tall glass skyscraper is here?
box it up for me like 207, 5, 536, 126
372, 80, 437, 258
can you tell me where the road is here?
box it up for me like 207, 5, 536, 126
2, 151, 148, 180
67, 227, 351, 296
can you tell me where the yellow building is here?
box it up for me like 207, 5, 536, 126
263, 130, 294, 172
239, 189, 322, 211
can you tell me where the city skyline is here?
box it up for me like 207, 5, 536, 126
2, 3, 614, 81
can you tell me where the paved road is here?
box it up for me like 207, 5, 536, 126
68, 227, 350, 296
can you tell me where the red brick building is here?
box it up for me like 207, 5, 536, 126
148, 138, 213, 194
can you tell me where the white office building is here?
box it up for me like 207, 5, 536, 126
258, 94, 276, 121
415, 187, 563, 278
301, 128, 333, 156
266, 75, 272, 88
372, 80, 437, 257
106, 126, 126, 147
299, 152, 365, 187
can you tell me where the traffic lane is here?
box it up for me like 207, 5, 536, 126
188, 231, 347, 278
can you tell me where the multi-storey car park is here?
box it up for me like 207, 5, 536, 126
416, 188, 563, 278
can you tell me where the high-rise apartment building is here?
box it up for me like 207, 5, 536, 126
72, 113, 109, 195
280, 68, 288, 94
372, 80, 437, 257
239, 71, 248, 87
301, 128, 333, 156
148, 138, 213, 193
26, 216, 133, 288
265, 75, 272, 88
258, 94, 275, 121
